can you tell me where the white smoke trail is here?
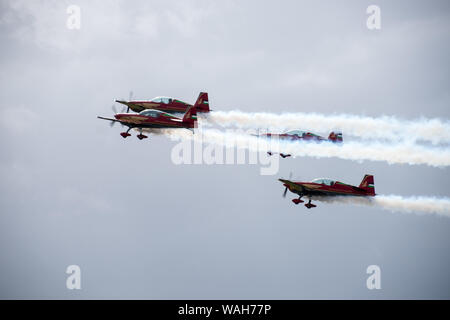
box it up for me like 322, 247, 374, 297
203, 111, 450, 145
315, 195, 450, 218
161, 127, 450, 167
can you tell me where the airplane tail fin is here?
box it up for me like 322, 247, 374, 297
182, 105, 198, 128
194, 92, 210, 112
358, 174, 375, 196
328, 131, 343, 143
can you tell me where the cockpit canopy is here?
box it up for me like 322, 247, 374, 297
285, 130, 306, 136
151, 96, 173, 104
139, 109, 161, 117
311, 178, 335, 186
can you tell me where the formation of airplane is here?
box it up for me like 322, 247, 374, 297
279, 174, 375, 208
98, 92, 208, 139
259, 130, 343, 158
98, 91, 377, 210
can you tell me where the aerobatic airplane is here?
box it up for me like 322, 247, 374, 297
97, 105, 197, 140
260, 130, 343, 158
115, 92, 210, 114
279, 174, 375, 208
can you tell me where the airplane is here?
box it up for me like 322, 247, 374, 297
260, 129, 343, 158
97, 105, 197, 140
115, 92, 210, 114
279, 174, 375, 209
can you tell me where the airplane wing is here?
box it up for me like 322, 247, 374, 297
97, 116, 120, 122
279, 179, 308, 194
279, 179, 329, 196
97, 116, 132, 128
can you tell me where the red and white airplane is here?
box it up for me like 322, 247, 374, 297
279, 174, 375, 208
115, 92, 210, 114
97, 105, 197, 140
259, 130, 343, 158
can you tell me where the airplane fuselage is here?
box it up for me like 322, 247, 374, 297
117, 100, 193, 114
262, 133, 327, 142
279, 179, 375, 198
114, 112, 195, 129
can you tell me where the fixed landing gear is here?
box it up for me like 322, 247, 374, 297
292, 196, 304, 205
120, 127, 133, 138
304, 199, 317, 209
268, 151, 292, 158
137, 134, 148, 140
120, 128, 148, 140
137, 129, 148, 140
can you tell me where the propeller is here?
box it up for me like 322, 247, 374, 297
282, 172, 293, 198
127, 91, 133, 113
107, 105, 117, 127
108, 104, 126, 128
111, 104, 126, 114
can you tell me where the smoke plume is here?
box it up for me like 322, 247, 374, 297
160, 127, 450, 167
315, 195, 450, 218
204, 110, 450, 145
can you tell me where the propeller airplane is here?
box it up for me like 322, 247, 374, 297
279, 174, 375, 209
97, 105, 198, 140
115, 92, 210, 114
260, 129, 343, 158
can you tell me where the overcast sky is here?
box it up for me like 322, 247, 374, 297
0, 0, 449, 299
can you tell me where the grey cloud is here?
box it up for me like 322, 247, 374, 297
0, 0, 449, 299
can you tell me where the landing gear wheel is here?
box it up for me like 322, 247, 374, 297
292, 198, 304, 205
304, 200, 317, 209
137, 134, 148, 140
120, 127, 133, 138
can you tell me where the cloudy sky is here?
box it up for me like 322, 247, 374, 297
0, 0, 449, 299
